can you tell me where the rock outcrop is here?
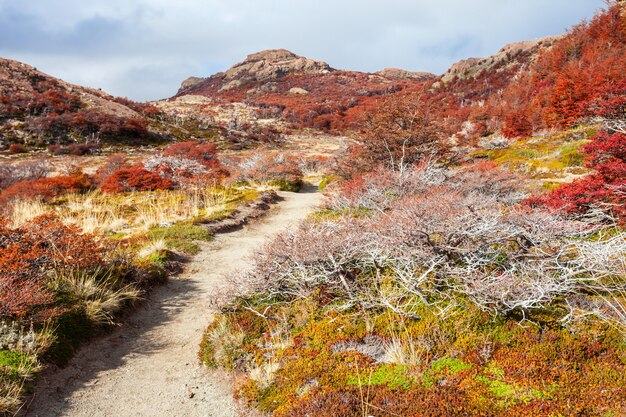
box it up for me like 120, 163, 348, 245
177, 49, 333, 95
223, 49, 333, 82
441, 36, 561, 83
179, 76, 205, 92
375, 68, 436, 81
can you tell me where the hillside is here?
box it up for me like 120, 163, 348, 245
167, 49, 436, 132
0, 59, 223, 152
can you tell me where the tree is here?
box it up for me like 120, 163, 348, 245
346, 92, 447, 175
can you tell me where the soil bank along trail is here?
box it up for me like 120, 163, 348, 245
25, 189, 322, 417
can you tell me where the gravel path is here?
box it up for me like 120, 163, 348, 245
23, 189, 322, 417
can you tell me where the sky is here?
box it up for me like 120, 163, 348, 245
0, 0, 606, 102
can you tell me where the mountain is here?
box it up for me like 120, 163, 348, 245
169, 49, 436, 132
177, 49, 334, 95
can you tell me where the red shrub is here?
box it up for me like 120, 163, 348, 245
93, 154, 130, 185
48, 142, 99, 156
8, 144, 27, 154
0, 170, 94, 207
502, 109, 533, 138
0, 215, 104, 321
501, 4, 626, 132
144, 141, 229, 186
99, 166, 175, 193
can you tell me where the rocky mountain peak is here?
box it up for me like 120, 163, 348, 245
177, 49, 334, 94
243, 49, 299, 63
222, 49, 333, 83
441, 36, 560, 83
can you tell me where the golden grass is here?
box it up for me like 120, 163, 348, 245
49, 269, 140, 325
0, 379, 24, 416
9, 187, 240, 236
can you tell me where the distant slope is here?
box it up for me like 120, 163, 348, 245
0, 58, 220, 150
170, 49, 436, 132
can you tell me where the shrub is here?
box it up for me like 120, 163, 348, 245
243, 164, 625, 323
99, 166, 175, 193
0, 215, 104, 321
93, 154, 130, 185
340, 92, 448, 176
0, 160, 51, 190
232, 153, 303, 191
7, 144, 26, 154
162, 141, 222, 170
0, 170, 94, 207
144, 141, 228, 187
47, 142, 99, 156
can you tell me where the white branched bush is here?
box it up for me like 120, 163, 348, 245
236, 164, 626, 332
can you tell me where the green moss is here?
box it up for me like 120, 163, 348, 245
560, 143, 586, 167
0, 350, 36, 380
481, 126, 594, 181
317, 176, 338, 191
423, 357, 472, 387
476, 375, 554, 407
146, 222, 213, 255
348, 364, 416, 390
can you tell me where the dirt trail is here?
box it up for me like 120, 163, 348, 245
24, 189, 322, 417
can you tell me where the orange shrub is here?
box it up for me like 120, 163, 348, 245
0, 215, 104, 321
99, 166, 175, 193
0, 170, 94, 207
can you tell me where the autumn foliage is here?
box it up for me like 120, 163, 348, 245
0, 170, 93, 207
501, 5, 626, 136
99, 166, 175, 193
527, 131, 626, 222
528, 132, 626, 222
340, 92, 448, 176
0, 215, 104, 321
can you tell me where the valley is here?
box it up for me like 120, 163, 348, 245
1, 2, 625, 416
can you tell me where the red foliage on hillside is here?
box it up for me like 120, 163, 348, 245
179, 70, 427, 132
501, 5, 626, 136
0, 215, 104, 321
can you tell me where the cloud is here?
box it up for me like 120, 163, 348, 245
0, 0, 606, 101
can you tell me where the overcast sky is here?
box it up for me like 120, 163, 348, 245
0, 0, 605, 102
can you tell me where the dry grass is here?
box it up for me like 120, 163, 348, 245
0, 380, 24, 416
49, 269, 141, 325
382, 336, 422, 366
8, 199, 48, 228
8, 187, 236, 236
206, 316, 245, 367
249, 362, 281, 390
138, 239, 168, 259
